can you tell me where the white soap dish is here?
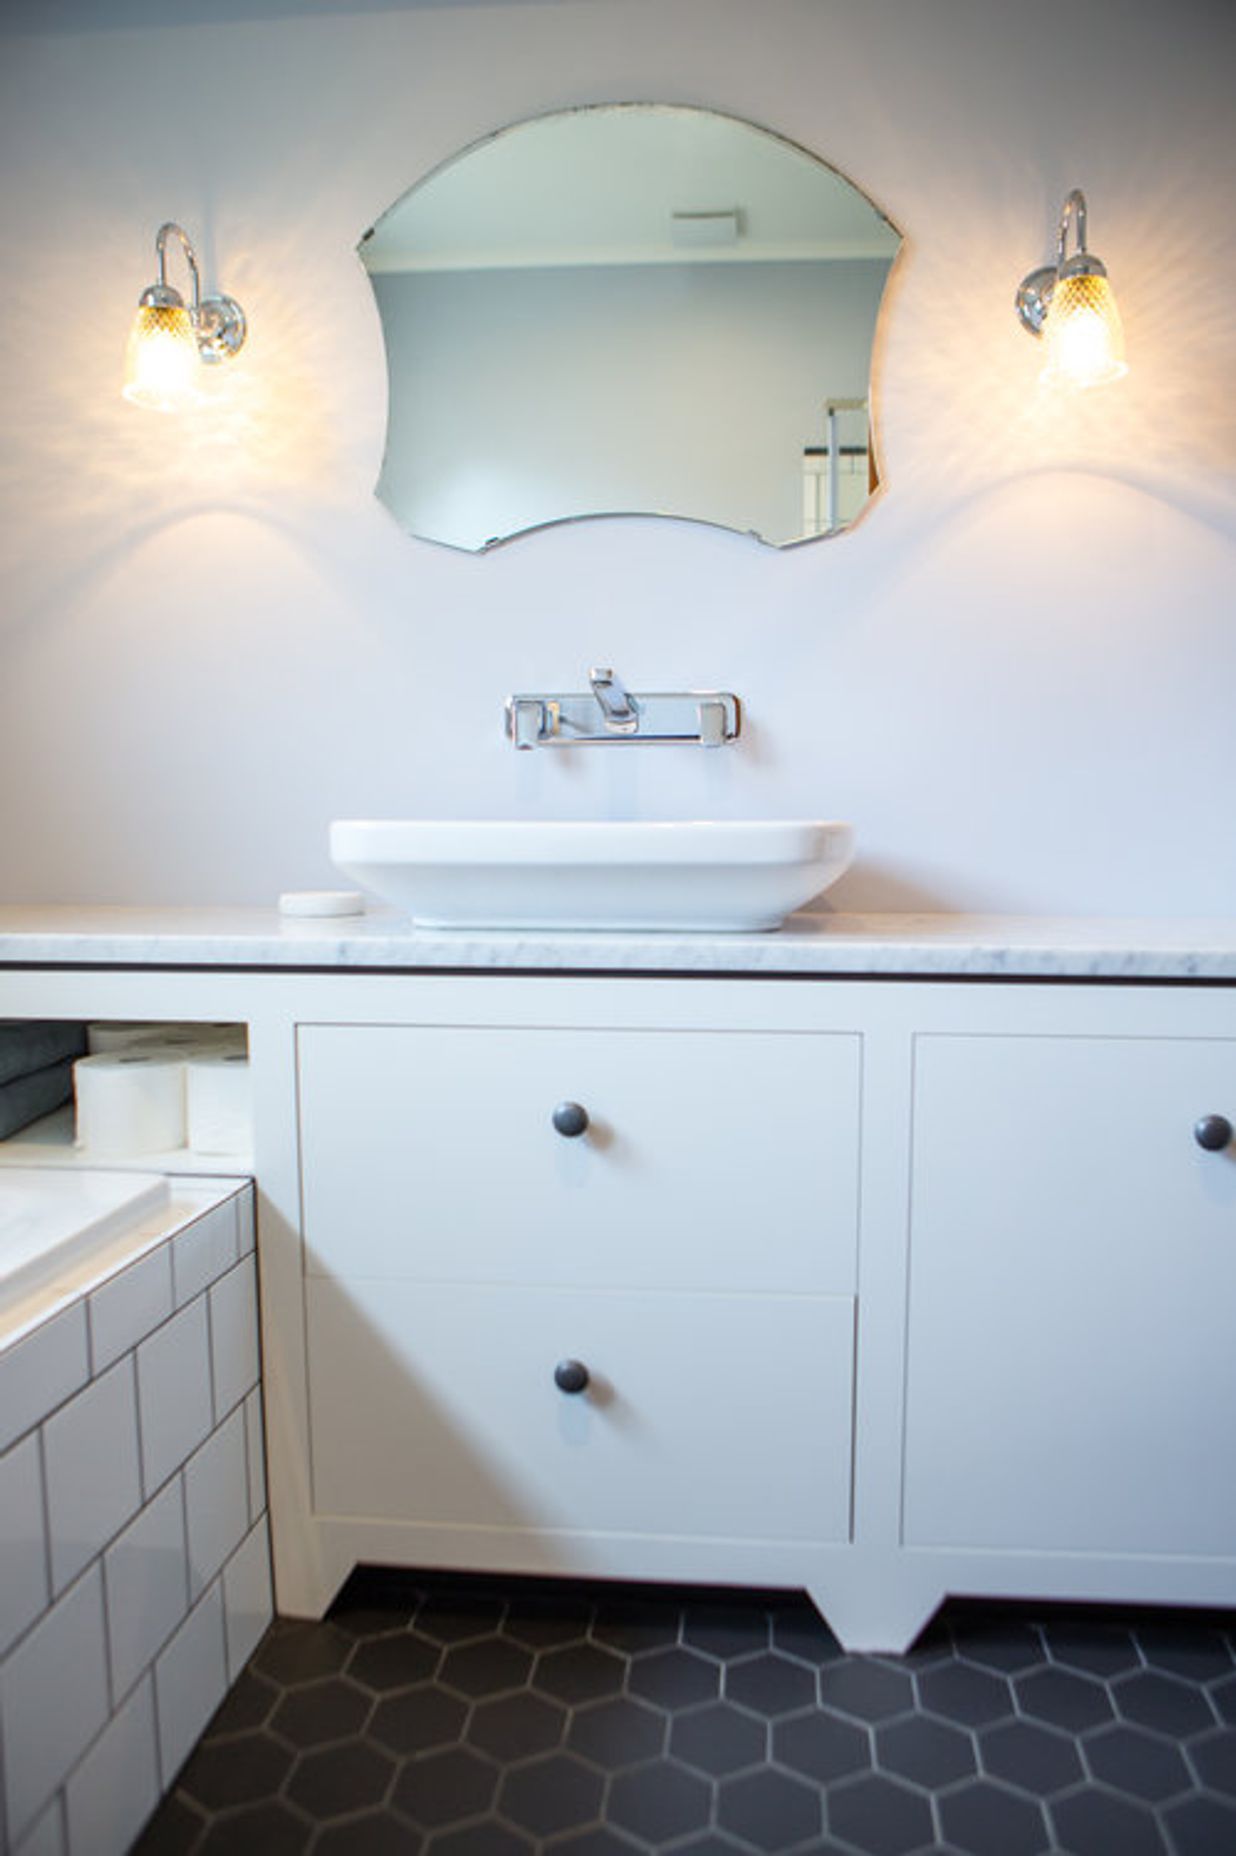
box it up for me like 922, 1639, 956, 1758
279, 890, 366, 919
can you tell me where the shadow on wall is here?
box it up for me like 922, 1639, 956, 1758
803, 865, 954, 914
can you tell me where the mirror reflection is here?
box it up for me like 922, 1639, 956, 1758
361, 105, 901, 551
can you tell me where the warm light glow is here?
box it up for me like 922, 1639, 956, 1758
1039, 272, 1127, 390
122, 303, 203, 412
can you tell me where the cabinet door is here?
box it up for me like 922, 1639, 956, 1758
904, 1035, 1236, 1556
307, 1280, 854, 1544
297, 1023, 859, 1293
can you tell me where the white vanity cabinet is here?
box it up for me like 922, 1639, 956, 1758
903, 1031, 1236, 1558
3, 925, 1235, 1653
295, 1010, 862, 1584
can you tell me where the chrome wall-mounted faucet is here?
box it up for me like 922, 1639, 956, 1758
505, 668, 741, 749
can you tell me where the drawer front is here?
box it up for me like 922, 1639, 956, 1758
298, 1024, 860, 1293
307, 1280, 854, 1545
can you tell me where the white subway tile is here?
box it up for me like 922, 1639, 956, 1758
14, 1795, 65, 1856
43, 1359, 142, 1597
222, 1517, 272, 1683
64, 1675, 159, 1856
103, 1477, 188, 1703
88, 1245, 172, 1376
0, 1307, 88, 1455
0, 1433, 48, 1657
243, 1388, 266, 1524
171, 1202, 237, 1309
236, 1187, 255, 1256
153, 1581, 226, 1790
209, 1261, 259, 1422
136, 1298, 212, 1497
183, 1408, 247, 1602
0, 1565, 109, 1844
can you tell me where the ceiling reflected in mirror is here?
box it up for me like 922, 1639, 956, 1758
361, 105, 901, 551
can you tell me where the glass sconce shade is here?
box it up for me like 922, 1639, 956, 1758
122, 300, 204, 412
122, 223, 246, 411
1038, 269, 1127, 389
1016, 190, 1126, 391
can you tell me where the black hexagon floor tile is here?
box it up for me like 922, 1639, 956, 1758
348, 1631, 442, 1693
1082, 1720, 1192, 1801
1014, 1665, 1114, 1733
950, 1617, 1045, 1675
497, 1750, 606, 1838
268, 1673, 372, 1747
725, 1650, 818, 1717
566, 1693, 667, 1770
370, 1683, 469, 1756
876, 1712, 976, 1788
826, 1770, 935, 1854
772, 1707, 873, 1786
818, 1658, 915, 1723
716, 1766, 824, 1849
390, 1743, 500, 1829
627, 1643, 722, 1710
915, 1660, 1013, 1728
467, 1689, 567, 1763
977, 1716, 1083, 1795
1114, 1667, 1218, 1736
1050, 1785, 1170, 1856
283, 1737, 396, 1817
606, 1757, 713, 1843
133, 1572, 1236, 1855
534, 1640, 628, 1707
936, 1778, 1047, 1856
670, 1699, 767, 1776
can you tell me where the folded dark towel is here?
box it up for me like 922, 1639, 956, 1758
0, 1058, 76, 1140
0, 1020, 87, 1089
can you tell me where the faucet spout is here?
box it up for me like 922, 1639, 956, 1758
588, 666, 639, 733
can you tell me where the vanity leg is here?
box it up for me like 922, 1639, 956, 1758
807, 1559, 946, 1655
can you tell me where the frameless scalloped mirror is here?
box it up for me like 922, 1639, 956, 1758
361, 104, 901, 552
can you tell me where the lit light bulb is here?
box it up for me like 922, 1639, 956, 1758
1039, 271, 1127, 390
122, 302, 203, 412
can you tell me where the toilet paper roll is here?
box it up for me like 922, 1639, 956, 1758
185, 1051, 252, 1155
73, 1051, 187, 1155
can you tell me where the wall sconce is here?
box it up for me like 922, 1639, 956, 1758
1015, 189, 1126, 389
122, 222, 247, 412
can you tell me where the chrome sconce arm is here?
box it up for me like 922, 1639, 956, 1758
123, 221, 247, 411
1015, 189, 1126, 388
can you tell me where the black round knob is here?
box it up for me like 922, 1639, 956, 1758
1194, 1114, 1233, 1153
554, 1359, 590, 1395
552, 1101, 590, 1138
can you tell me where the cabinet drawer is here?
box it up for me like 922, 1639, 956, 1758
307, 1280, 854, 1544
297, 1023, 860, 1293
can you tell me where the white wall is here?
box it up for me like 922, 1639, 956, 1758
1, 0, 1233, 915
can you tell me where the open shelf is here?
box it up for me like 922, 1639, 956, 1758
0, 1105, 253, 1178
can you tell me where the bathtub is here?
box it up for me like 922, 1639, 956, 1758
0, 1167, 168, 1316
0, 1168, 271, 1855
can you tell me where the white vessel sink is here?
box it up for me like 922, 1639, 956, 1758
330, 820, 854, 932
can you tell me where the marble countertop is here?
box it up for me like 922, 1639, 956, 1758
0, 905, 1233, 978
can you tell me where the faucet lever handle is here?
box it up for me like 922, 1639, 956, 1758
588, 666, 639, 732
